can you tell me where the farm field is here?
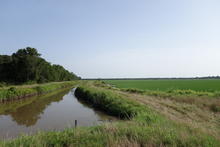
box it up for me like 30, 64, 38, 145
105, 79, 220, 92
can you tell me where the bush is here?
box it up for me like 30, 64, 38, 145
8, 87, 16, 92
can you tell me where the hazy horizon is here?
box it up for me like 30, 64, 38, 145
1, 0, 220, 79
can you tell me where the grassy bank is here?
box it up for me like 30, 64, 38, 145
0, 81, 77, 102
75, 86, 157, 120
1, 83, 219, 146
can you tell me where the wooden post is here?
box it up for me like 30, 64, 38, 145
75, 120, 77, 128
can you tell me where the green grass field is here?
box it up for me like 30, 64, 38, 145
105, 79, 220, 92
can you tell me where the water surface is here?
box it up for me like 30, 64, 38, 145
0, 88, 115, 139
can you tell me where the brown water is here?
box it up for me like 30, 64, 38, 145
0, 88, 115, 139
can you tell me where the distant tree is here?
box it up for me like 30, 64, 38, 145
0, 55, 12, 64
0, 55, 12, 81
26, 47, 41, 56
0, 47, 80, 84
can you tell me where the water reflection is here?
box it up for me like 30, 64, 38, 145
0, 88, 116, 139
0, 89, 67, 126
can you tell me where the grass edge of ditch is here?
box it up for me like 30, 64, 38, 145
0, 81, 77, 102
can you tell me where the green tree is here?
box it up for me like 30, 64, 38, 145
0, 47, 79, 84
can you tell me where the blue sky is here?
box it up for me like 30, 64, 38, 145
0, 0, 220, 78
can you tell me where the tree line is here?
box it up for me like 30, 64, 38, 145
0, 47, 80, 84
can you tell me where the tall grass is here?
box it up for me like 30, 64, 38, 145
0, 81, 76, 102
75, 86, 157, 121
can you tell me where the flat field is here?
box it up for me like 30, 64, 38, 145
105, 79, 220, 92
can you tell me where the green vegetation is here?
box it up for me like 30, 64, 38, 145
105, 79, 220, 91
105, 79, 220, 98
104, 80, 220, 113
1, 83, 219, 147
0, 81, 76, 102
0, 47, 80, 84
75, 85, 154, 119
121, 87, 220, 98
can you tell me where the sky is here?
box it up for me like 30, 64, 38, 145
0, 0, 220, 78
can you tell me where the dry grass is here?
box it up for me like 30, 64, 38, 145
118, 91, 220, 140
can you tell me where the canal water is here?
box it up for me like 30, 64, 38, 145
0, 88, 115, 139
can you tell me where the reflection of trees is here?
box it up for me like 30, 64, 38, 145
6, 89, 70, 127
